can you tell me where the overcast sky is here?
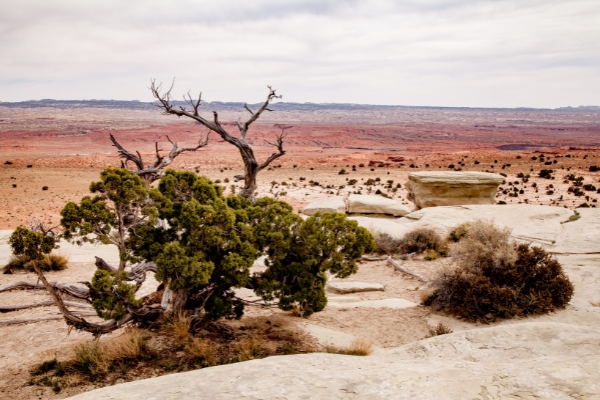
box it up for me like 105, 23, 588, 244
0, 0, 598, 108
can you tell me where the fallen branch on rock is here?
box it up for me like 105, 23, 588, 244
0, 300, 92, 312
387, 256, 429, 283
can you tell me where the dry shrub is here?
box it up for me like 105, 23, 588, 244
398, 227, 445, 255
186, 337, 218, 367
326, 338, 373, 356
372, 231, 402, 254
447, 222, 471, 242
170, 312, 191, 341
424, 323, 453, 338
3, 252, 68, 273
425, 220, 574, 322
235, 336, 266, 362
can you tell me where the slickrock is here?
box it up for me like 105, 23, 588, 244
550, 208, 600, 253
326, 281, 385, 293
407, 171, 504, 208
301, 196, 346, 215
403, 204, 574, 247
67, 322, 600, 400
347, 195, 411, 216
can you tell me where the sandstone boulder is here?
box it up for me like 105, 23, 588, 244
347, 195, 410, 216
407, 171, 504, 208
326, 281, 384, 293
301, 196, 346, 216
67, 322, 600, 400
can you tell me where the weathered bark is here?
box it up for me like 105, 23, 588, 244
160, 282, 189, 314
95, 257, 157, 288
110, 132, 209, 186
151, 80, 287, 200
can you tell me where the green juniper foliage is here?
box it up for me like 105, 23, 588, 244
61, 168, 375, 324
9, 226, 56, 261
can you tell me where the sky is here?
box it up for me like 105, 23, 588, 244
0, 0, 599, 108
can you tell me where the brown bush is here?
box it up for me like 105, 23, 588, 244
398, 227, 445, 255
372, 231, 402, 254
424, 221, 573, 322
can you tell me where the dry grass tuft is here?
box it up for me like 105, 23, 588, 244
235, 336, 266, 362
186, 337, 218, 367
326, 338, 373, 356
72, 328, 150, 378
424, 323, 453, 338
170, 312, 192, 341
3, 251, 69, 273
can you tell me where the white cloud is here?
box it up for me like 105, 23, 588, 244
0, 0, 598, 107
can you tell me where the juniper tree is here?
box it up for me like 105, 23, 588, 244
16, 167, 375, 335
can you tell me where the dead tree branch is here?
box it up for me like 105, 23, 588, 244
386, 256, 429, 283
110, 132, 210, 185
151, 79, 286, 200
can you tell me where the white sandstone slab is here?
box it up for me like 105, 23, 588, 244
348, 195, 410, 216
301, 196, 346, 216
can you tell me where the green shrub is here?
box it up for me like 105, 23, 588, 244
424, 221, 573, 322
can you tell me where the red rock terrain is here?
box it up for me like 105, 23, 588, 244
1, 100, 600, 229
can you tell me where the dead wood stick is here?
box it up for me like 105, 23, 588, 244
386, 256, 428, 283
0, 317, 64, 326
0, 301, 92, 312
0, 280, 89, 299
361, 256, 388, 261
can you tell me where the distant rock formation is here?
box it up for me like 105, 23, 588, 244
407, 171, 504, 208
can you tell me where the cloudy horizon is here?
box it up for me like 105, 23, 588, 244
0, 0, 598, 108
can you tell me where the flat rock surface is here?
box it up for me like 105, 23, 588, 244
550, 208, 600, 253
408, 171, 504, 208
301, 196, 346, 216
67, 322, 600, 400
348, 194, 410, 216
326, 281, 384, 293
327, 298, 417, 309
403, 204, 574, 246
